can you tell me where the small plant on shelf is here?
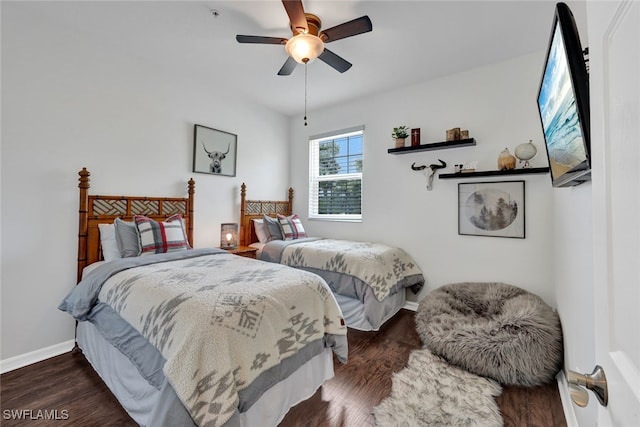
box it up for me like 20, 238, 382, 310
392, 126, 409, 148
392, 126, 409, 139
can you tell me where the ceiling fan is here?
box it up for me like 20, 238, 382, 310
236, 0, 372, 76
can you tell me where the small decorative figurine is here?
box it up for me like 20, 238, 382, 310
497, 148, 517, 171
411, 160, 447, 191
446, 127, 461, 141
514, 140, 538, 168
411, 128, 421, 146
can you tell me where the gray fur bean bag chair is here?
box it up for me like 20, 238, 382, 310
415, 282, 563, 386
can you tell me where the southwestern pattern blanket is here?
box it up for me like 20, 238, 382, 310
60, 249, 347, 427
260, 238, 424, 301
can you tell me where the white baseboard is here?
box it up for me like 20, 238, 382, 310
403, 300, 419, 311
557, 371, 579, 427
0, 340, 75, 374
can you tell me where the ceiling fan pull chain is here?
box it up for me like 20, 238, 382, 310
304, 62, 308, 126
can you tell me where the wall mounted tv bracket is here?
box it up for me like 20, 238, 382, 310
583, 47, 590, 73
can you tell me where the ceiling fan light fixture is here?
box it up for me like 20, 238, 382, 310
285, 33, 324, 64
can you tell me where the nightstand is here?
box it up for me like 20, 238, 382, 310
221, 245, 258, 259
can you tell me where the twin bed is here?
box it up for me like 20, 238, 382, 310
239, 183, 424, 331
60, 169, 347, 427
60, 169, 424, 427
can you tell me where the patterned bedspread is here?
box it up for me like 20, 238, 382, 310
59, 249, 347, 427
261, 238, 424, 301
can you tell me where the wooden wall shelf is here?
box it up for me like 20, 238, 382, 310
439, 167, 550, 179
387, 138, 476, 154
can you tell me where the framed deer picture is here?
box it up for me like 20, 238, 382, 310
193, 124, 237, 177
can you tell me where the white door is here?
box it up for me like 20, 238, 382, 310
589, 0, 640, 425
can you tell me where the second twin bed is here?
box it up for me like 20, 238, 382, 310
239, 183, 425, 331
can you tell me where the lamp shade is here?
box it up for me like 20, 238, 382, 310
285, 33, 324, 64
220, 223, 238, 249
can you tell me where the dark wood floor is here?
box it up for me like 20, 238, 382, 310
1, 310, 566, 426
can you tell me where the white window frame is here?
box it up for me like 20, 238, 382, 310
308, 126, 364, 222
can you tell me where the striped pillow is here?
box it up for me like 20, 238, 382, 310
134, 214, 190, 255
277, 214, 307, 240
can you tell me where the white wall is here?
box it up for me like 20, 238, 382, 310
1, 4, 290, 361
289, 53, 557, 305
553, 185, 597, 424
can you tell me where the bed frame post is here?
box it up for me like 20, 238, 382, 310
240, 183, 247, 246
187, 178, 195, 246
288, 187, 294, 214
77, 168, 90, 283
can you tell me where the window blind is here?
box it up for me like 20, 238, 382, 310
309, 127, 363, 221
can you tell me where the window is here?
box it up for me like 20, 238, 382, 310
309, 126, 363, 221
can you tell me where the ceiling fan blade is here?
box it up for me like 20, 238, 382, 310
282, 0, 308, 34
277, 56, 298, 76
318, 49, 352, 73
236, 35, 287, 45
320, 16, 372, 43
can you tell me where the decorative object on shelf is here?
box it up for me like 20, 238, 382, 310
461, 161, 478, 173
497, 148, 517, 171
411, 128, 421, 146
220, 223, 239, 249
446, 127, 461, 141
392, 126, 409, 148
193, 124, 237, 177
453, 161, 477, 173
514, 140, 538, 168
458, 180, 525, 239
411, 159, 447, 191
460, 129, 469, 139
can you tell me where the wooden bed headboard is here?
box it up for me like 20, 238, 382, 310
76, 168, 195, 282
239, 183, 293, 247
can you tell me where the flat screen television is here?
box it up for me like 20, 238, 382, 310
537, 2, 591, 187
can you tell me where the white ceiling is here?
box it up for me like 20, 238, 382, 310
12, 1, 587, 117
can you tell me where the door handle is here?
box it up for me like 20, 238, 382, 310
567, 365, 608, 407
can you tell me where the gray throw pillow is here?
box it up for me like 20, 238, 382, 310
114, 218, 141, 257
262, 215, 283, 241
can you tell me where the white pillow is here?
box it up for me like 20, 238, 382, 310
252, 218, 270, 243
98, 223, 122, 262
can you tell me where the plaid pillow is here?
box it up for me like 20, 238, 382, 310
134, 214, 190, 255
277, 214, 307, 240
